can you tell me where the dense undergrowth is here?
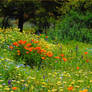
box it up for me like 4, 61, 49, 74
0, 28, 92, 92
47, 10, 92, 44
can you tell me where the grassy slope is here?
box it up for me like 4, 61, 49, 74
0, 29, 92, 92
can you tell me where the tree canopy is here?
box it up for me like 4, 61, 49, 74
0, 0, 92, 32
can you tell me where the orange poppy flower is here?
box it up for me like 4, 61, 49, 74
37, 50, 41, 54
45, 36, 48, 38
26, 43, 31, 47
40, 49, 46, 53
46, 51, 53, 57
55, 56, 60, 59
18, 40, 22, 44
18, 40, 26, 45
9, 46, 13, 50
13, 42, 19, 47
60, 54, 64, 57
67, 86, 73, 91
77, 66, 79, 70
31, 39, 34, 42
24, 47, 29, 50
34, 47, 41, 50
86, 59, 88, 63
22, 40, 26, 44
12, 87, 17, 90
17, 50, 20, 53
41, 57, 46, 60
26, 51, 29, 54
18, 52, 20, 55
29, 47, 34, 52
34, 41, 39, 44
62, 58, 67, 62
84, 52, 88, 55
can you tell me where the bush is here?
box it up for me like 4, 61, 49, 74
9, 39, 65, 69
47, 10, 92, 43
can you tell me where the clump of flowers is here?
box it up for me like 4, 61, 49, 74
9, 39, 67, 69
9, 39, 46, 68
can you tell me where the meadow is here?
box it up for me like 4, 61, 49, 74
0, 27, 92, 92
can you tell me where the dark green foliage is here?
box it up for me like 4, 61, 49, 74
47, 10, 92, 43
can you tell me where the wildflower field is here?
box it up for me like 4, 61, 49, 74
0, 28, 92, 92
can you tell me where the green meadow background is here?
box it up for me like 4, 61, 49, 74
0, 0, 92, 92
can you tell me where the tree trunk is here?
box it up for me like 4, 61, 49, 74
18, 9, 24, 32
2, 16, 9, 29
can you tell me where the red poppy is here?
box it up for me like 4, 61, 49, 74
85, 52, 88, 55
12, 87, 17, 90
26, 43, 31, 47
13, 42, 19, 47
46, 51, 53, 57
31, 39, 34, 42
24, 47, 29, 50
60, 54, 64, 57
18, 40, 22, 44
26, 51, 29, 54
22, 40, 27, 44
9, 46, 13, 50
17, 50, 20, 53
67, 86, 73, 91
34, 41, 39, 44
45, 36, 48, 38
55, 56, 60, 59
41, 57, 46, 60
40, 49, 46, 53
62, 58, 67, 62
18, 40, 26, 45
37, 50, 41, 54
77, 66, 79, 70
86, 59, 88, 63
18, 52, 20, 55
34, 47, 41, 50
29, 47, 34, 52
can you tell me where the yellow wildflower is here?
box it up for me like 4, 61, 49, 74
90, 80, 92, 82
56, 81, 62, 85
21, 80, 25, 82
79, 91, 83, 92
4, 87, 10, 90
41, 82, 47, 85
51, 88, 57, 92
0, 85, 2, 88
77, 80, 84, 83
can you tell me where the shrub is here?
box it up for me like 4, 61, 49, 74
47, 10, 92, 43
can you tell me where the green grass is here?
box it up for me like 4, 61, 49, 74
0, 28, 92, 92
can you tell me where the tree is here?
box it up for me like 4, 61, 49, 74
0, 0, 38, 32
0, 0, 91, 33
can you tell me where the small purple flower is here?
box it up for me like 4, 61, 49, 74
60, 76, 63, 80
27, 65, 30, 68
43, 75, 45, 79
2, 83, 6, 86
0, 56, 3, 59
8, 80, 12, 85
45, 38, 48, 41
